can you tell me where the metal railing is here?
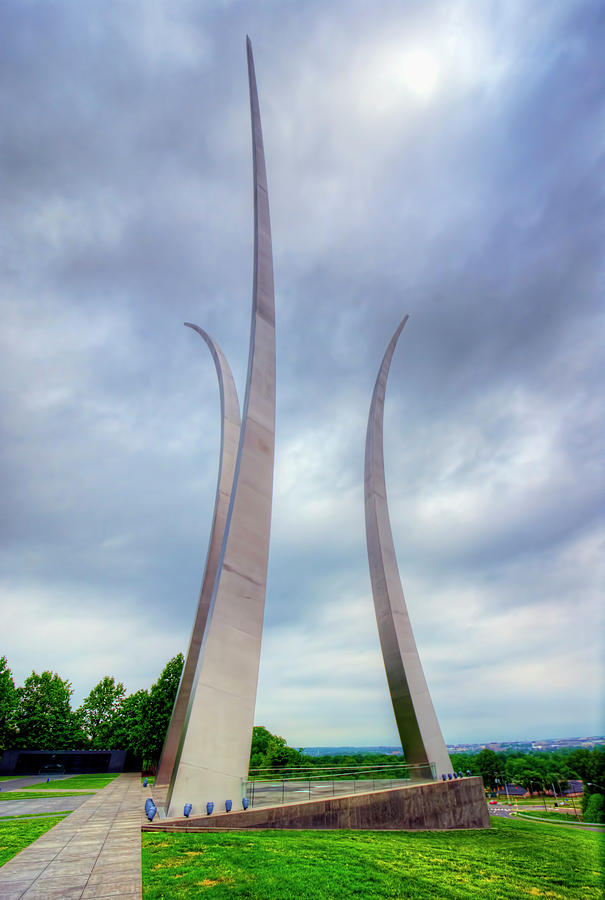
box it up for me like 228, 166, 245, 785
245, 761, 436, 809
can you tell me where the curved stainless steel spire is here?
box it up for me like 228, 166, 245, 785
155, 325, 241, 788
166, 36, 276, 817
365, 317, 452, 779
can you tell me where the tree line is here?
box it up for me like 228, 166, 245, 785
2, 653, 603, 820
450, 745, 605, 819
0, 653, 184, 768
248, 732, 604, 821
449, 746, 601, 793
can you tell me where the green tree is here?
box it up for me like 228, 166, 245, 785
475, 749, 501, 789
111, 688, 149, 759
567, 748, 593, 779
76, 676, 126, 749
583, 793, 604, 823
250, 726, 274, 769
12, 671, 78, 749
573, 748, 605, 815
451, 754, 478, 776
263, 734, 305, 773
0, 656, 18, 751
249, 726, 306, 774
140, 653, 184, 766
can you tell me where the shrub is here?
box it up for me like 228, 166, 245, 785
583, 793, 604, 823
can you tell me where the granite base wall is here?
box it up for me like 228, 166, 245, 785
144, 776, 489, 832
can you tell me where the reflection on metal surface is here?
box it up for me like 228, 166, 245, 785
155, 326, 241, 788
165, 36, 276, 818
365, 317, 452, 779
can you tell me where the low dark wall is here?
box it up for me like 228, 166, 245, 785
145, 777, 489, 832
0, 749, 132, 776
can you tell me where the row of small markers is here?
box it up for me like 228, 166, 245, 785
145, 796, 249, 821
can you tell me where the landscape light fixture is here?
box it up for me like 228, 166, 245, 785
144, 799, 157, 822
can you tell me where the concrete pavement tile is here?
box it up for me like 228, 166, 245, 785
90, 865, 141, 878
21, 843, 69, 855
0, 883, 32, 899
85, 870, 140, 886
21, 884, 86, 900
37, 835, 77, 846
0, 869, 43, 884
92, 862, 140, 874
61, 841, 104, 850
5, 851, 57, 864
81, 885, 141, 898
40, 860, 97, 877
57, 848, 102, 861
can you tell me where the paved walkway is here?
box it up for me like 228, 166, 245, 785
0, 778, 71, 792
0, 773, 142, 899
0, 796, 91, 819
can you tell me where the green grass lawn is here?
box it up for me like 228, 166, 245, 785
0, 791, 95, 800
0, 815, 66, 867
501, 798, 581, 808
141, 817, 603, 899
517, 810, 584, 823
0, 809, 73, 822
0, 811, 74, 820
22, 773, 120, 790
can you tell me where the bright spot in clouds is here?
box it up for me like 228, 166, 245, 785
359, 43, 442, 117
395, 49, 440, 100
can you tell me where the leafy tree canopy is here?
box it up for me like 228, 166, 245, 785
12, 671, 79, 750
583, 792, 604, 823
0, 656, 18, 752
76, 676, 126, 749
140, 653, 184, 765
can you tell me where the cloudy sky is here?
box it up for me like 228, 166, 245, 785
2, 0, 603, 748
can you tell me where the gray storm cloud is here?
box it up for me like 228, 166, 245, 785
1, 0, 603, 744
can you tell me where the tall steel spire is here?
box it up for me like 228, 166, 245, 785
365, 317, 451, 778
165, 36, 276, 817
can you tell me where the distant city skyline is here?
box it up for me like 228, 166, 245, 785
302, 735, 605, 755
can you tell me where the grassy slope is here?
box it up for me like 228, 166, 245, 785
517, 811, 586, 824
0, 816, 66, 867
500, 798, 577, 807
22, 773, 119, 790
0, 811, 74, 820
0, 791, 94, 800
142, 818, 603, 900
